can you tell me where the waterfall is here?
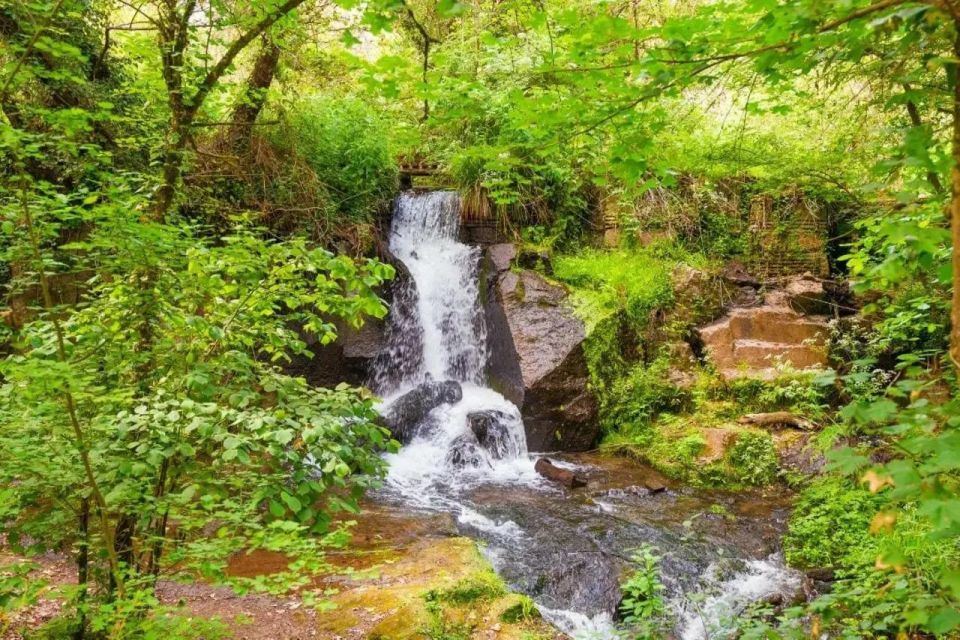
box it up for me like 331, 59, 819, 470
372, 191, 535, 498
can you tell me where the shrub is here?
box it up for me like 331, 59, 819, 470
727, 431, 779, 486
602, 359, 692, 433
271, 95, 398, 224
783, 478, 881, 569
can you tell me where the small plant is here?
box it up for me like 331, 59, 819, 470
619, 545, 667, 635
500, 595, 540, 623
422, 596, 472, 640
727, 431, 779, 486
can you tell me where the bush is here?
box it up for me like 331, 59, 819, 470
783, 478, 881, 569
602, 358, 692, 433
727, 431, 779, 486
271, 95, 398, 224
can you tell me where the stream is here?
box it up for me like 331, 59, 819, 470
371, 191, 802, 639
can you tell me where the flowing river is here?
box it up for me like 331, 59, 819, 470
370, 191, 801, 638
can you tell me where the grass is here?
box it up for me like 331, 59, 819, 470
553, 247, 675, 331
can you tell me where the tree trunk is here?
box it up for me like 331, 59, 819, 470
229, 37, 281, 152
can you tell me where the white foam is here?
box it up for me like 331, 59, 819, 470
457, 506, 525, 540
677, 554, 802, 640
537, 606, 617, 639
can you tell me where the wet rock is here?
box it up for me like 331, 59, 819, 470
368, 254, 425, 391
380, 380, 463, 442
446, 433, 489, 468
481, 247, 525, 407
534, 458, 587, 488
495, 268, 599, 451
467, 410, 515, 459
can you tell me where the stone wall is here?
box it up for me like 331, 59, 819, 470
745, 191, 830, 279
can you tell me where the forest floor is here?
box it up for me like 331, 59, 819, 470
1, 504, 559, 640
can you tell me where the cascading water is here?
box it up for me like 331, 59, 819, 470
369, 191, 802, 640
372, 191, 536, 499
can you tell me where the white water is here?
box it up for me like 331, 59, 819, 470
374, 192, 536, 492
677, 555, 803, 640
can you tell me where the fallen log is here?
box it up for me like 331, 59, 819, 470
534, 458, 587, 488
737, 412, 816, 431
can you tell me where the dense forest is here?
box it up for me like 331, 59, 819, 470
1, 0, 959, 638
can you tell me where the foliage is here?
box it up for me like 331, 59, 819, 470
783, 478, 881, 569
727, 431, 779, 486
619, 545, 667, 636
600, 358, 692, 434
554, 248, 674, 331
269, 95, 399, 225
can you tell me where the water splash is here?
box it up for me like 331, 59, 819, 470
677, 554, 802, 640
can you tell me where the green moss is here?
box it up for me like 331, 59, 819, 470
425, 568, 507, 606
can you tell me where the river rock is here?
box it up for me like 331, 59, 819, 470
534, 458, 587, 488
446, 433, 489, 468
467, 410, 515, 459
380, 380, 463, 442
482, 246, 599, 451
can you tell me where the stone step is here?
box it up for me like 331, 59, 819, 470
731, 339, 827, 369
698, 302, 832, 380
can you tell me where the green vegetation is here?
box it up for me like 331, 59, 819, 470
619, 545, 668, 637
784, 478, 882, 569
3, 0, 960, 636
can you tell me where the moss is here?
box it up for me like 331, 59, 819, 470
317, 537, 554, 639
426, 568, 507, 605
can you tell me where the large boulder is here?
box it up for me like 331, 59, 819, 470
482, 245, 599, 452
284, 319, 385, 388
379, 380, 463, 442
446, 433, 489, 468
783, 273, 855, 317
